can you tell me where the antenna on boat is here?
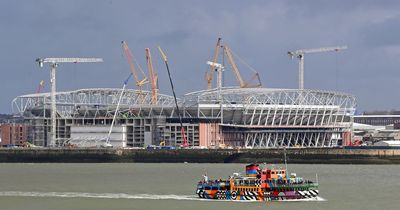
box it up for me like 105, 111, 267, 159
284, 147, 288, 178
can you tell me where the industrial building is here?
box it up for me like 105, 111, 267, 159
12, 87, 356, 148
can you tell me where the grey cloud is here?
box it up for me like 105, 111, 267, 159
362, 16, 400, 48
0, 0, 400, 113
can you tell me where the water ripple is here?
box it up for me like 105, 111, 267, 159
0, 191, 325, 202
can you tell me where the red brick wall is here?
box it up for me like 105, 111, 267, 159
0, 124, 27, 146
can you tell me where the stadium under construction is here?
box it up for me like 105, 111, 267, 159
12, 87, 356, 148
11, 40, 356, 149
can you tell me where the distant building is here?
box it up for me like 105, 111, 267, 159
354, 115, 400, 126
374, 140, 400, 147
0, 123, 28, 146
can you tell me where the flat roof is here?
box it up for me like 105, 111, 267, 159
354, 115, 400, 118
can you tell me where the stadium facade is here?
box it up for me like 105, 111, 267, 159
12, 87, 356, 148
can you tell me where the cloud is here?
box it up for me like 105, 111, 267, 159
1, 0, 400, 113
362, 15, 400, 48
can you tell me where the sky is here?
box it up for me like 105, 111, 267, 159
0, 0, 399, 114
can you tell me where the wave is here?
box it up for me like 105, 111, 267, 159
0, 191, 198, 201
0, 191, 325, 202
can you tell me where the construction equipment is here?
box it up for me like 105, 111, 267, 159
205, 38, 222, 90
121, 41, 149, 101
105, 73, 133, 148
207, 61, 224, 123
206, 61, 224, 91
34, 80, 45, 104
157, 46, 189, 147
145, 48, 158, 105
288, 46, 348, 90
35, 57, 103, 147
204, 38, 262, 89
223, 45, 262, 88
36, 80, 45, 93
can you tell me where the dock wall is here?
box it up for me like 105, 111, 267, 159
1, 148, 400, 164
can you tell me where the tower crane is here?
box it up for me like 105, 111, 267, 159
121, 41, 149, 101
205, 38, 222, 90
288, 46, 347, 90
223, 45, 262, 88
35, 57, 103, 147
145, 48, 158, 105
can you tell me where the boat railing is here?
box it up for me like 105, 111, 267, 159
269, 182, 319, 190
197, 180, 230, 187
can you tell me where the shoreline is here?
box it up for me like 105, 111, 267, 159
1, 148, 400, 164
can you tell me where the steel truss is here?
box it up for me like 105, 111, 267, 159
243, 129, 342, 148
12, 87, 357, 148
184, 87, 356, 126
12, 88, 178, 119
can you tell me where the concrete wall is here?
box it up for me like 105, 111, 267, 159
1, 148, 400, 164
199, 123, 222, 148
70, 125, 127, 147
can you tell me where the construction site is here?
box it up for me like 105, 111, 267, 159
11, 39, 356, 149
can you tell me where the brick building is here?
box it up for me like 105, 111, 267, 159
0, 123, 28, 146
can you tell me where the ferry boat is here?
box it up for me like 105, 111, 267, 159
196, 164, 319, 201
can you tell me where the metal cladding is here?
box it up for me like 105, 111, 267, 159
12, 87, 357, 148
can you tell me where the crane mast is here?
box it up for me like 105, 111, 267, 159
158, 46, 189, 147
121, 41, 149, 101
106, 73, 133, 147
288, 45, 347, 90
223, 45, 247, 88
35, 57, 103, 147
36, 80, 45, 94
204, 38, 262, 89
145, 48, 158, 105
205, 38, 222, 90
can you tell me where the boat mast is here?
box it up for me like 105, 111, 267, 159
284, 147, 288, 178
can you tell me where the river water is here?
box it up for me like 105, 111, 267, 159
0, 163, 399, 210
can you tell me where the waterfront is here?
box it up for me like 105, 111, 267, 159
0, 163, 399, 210
2, 148, 400, 164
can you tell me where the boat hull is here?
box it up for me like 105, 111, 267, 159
196, 189, 319, 201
